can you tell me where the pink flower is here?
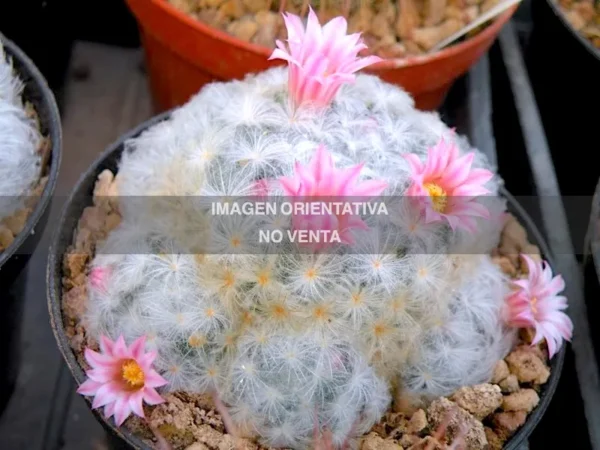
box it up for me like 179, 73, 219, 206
77, 335, 168, 426
404, 137, 494, 232
268, 7, 382, 110
279, 144, 388, 251
89, 266, 110, 293
252, 178, 272, 197
504, 254, 573, 358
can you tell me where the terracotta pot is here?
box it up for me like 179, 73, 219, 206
48, 111, 564, 449
125, 0, 518, 112
0, 33, 62, 417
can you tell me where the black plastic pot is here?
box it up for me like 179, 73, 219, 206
0, 35, 62, 416
0, 0, 74, 97
526, 0, 600, 197
583, 180, 600, 367
48, 112, 564, 449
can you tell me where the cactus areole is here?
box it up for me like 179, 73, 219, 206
72, 10, 572, 449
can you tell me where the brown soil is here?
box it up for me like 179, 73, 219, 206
60, 170, 553, 450
166, 0, 503, 57
556, 0, 600, 50
0, 102, 51, 252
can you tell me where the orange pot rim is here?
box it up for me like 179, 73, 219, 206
146, 0, 517, 69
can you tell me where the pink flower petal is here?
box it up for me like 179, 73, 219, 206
282, 12, 305, 42
335, 164, 363, 194
84, 348, 114, 369
91, 382, 120, 409
442, 153, 474, 190
268, 48, 296, 64
139, 350, 158, 368
403, 154, 424, 174
113, 335, 129, 359
350, 179, 388, 197
143, 387, 165, 406
530, 327, 546, 346
130, 336, 147, 361
342, 55, 384, 74
128, 390, 146, 418
448, 200, 490, 219
279, 176, 301, 196
521, 255, 540, 282
100, 336, 115, 356
87, 367, 117, 384
451, 184, 490, 196
113, 396, 133, 427
145, 371, 169, 388
543, 330, 558, 359
511, 279, 530, 291
104, 401, 116, 419
309, 144, 334, 186
77, 379, 103, 396
463, 168, 494, 187
321, 17, 348, 48
540, 275, 565, 298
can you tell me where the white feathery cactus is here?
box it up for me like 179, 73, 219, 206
0, 41, 42, 221
224, 328, 390, 448
82, 11, 518, 449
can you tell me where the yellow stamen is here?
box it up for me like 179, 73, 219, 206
224, 334, 236, 346
242, 311, 254, 325
206, 308, 215, 318
121, 359, 145, 388
223, 270, 235, 288
391, 296, 405, 312
373, 322, 388, 337
351, 293, 362, 305
531, 296, 538, 314
272, 304, 288, 319
423, 182, 448, 213
313, 305, 328, 319
257, 270, 270, 287
305, 268, 317, 280
188, 333, 207, 348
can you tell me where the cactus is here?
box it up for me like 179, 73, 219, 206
82, 11, 518, 449
0, 41, 42, 221
224, 328, 390, 448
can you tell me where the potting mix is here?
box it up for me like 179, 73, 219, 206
0, 40, 50, 251
556, 0, 600, 50
62, 10, 572, 450
167, 0, 504, 57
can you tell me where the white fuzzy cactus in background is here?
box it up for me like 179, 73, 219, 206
0, 41, 42, 221
81, 9, 518, 448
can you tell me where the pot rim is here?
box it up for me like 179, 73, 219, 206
543, 0, 600, 62
47, 112, 565, 450
130, 0, 518, 70
0, 33, 62, 269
